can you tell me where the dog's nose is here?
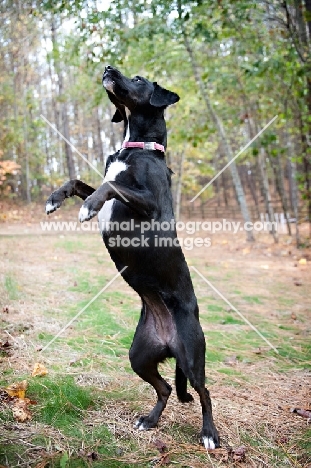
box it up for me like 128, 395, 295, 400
103, 66, 113, 79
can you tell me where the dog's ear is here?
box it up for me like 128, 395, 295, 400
150, 83, 180, 108
111, 109, 124, 122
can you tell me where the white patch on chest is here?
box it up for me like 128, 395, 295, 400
104, 160, 127, 182
98, 160, 128, 233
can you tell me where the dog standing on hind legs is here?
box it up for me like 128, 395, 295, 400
45, 66, 220, 449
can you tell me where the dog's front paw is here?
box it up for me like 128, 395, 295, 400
46, 201, 58, 215
78, 205, 97, 223
79, 194, 105, 223
45, 193, 64, 214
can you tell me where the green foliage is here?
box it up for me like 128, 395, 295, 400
1, 0, 310, 229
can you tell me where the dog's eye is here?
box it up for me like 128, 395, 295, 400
132, 76, 142, 82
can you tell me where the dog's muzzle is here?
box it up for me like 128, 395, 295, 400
103, 77, 114, 92
103, 66, 118, 93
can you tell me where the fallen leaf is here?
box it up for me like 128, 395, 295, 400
12, 399, 32, 422
159, 454, 170, 465
298, 258, 307, 265
6, 380, 28, 399
32, 362, 48, 377
290, 408, 311, 420
291, 313, 297, 320
153, 439, 167, 454
24, 397, 37, 405
231, 445, 246, 461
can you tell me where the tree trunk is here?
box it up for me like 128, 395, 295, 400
270, 153, 292, 235
51, 19, 75, 180
289, 157, 300, 247
258, 148, 278, 242
247, 167, 260, 219
175, 148, 186, 222
178, 11, 254, 241
96, 107, 105, 171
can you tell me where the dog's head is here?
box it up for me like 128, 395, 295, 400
102, 66, 179, 122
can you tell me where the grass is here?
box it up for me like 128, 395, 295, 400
0, 375, 143, 467
0, 228, 310, 467
3, 274, 19, 300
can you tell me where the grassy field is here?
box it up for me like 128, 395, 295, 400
0, 207, 310, 467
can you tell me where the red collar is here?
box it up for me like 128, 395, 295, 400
122, 141, 165, 152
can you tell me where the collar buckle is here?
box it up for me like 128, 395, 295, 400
144, 142, 156, 150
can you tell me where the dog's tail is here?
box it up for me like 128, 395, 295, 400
175, 364, 194, 403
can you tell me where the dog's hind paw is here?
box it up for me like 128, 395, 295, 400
202, 436, 216, 450
134, 416, 156, 431
178, 392, 194, 403
134, 419, 147, 431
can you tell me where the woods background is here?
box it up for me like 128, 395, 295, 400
1, 0, 311, 245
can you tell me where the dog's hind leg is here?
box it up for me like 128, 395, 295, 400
175, 318, 220, 449
194, 384, 219, 449
129, 316, 172, 430
175, 363, 193, 403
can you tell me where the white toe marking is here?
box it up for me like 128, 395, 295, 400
134, 420, 146, 431
203, 436, 215, 450
79, 206, 90, 222
46, 202, 56, 213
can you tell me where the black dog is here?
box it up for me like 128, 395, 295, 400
45, 66, 219, 449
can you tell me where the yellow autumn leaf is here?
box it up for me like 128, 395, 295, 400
32, 362, 48, 377
6, 380, 28, 399
298, 258, 307, 265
